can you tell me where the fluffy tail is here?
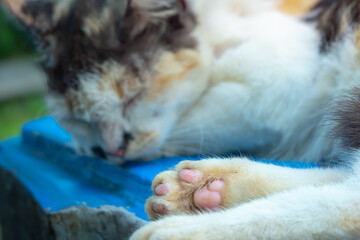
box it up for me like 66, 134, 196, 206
333, 88, 360, 150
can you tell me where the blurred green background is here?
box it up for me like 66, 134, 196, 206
0, 5, 47, 140
0, 5, 33, 60
0, 5, 47, 239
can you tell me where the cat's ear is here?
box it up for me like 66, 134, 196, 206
1, 0, 29, 24
1, 0, 56, 33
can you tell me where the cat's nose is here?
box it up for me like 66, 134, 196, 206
109, 132, 134, 158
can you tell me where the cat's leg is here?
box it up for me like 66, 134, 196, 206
146, 158, 348, 220
132, 178, 360, 240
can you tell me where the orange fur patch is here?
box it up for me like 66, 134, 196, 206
66, 91, 91, 116
149, 49, 200, 98
138, 131, 157, 144
279, 0, 319, 16
342, 214, 360, 234
115, 82, 125, 98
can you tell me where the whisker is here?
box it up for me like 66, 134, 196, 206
172, 114, 229, 135
161, 144, 206, 154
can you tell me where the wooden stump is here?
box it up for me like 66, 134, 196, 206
0, 168, 52, 240
0, 167, 146, 240
51, 206, 146, 240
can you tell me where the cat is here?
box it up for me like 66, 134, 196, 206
2, 0, 351, 164
3, 0, 360, 239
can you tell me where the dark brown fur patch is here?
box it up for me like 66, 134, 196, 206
306, 0, 360, 52
333, 88, 360, 149
6, 0, 197, 94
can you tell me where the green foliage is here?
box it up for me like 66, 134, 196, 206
0, 94, 47, 139
0, 6, 35, 60
0, 6, 45, 140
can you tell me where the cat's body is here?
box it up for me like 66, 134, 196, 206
4, 0, 360, 239
157, 0, 360, 166
9, 0, 354, 164
48, 0, 360, 164
163, 0, 347, 163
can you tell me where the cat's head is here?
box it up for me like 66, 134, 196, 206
3, 0, 209, 162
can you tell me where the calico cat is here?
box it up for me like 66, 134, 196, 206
3, 0, 360, 239
2, 0, 350, 164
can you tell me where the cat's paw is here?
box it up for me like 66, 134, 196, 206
146, 159, 241, 220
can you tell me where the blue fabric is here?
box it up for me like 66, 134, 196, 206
0, 117, 320, 220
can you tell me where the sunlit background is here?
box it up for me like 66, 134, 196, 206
0, 4, 47, 140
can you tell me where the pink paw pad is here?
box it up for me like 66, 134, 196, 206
152, 169, 225, 216
179, 169, 199, 183
152, 203, 168, 215
194, 180, 224, 210
155, 184, 169, 196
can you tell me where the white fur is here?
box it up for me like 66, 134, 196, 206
160, 1, 359, 163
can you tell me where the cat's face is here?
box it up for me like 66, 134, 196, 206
4, 0, 208, 162
48, 48, 205, 162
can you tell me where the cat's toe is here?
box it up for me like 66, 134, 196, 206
146, 160, 229, 220
154, 184, 170, 196
178, 169, 201, 183
146, 174, 191, 220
